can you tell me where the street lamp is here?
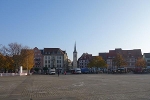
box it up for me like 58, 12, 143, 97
51, 57, 55, 69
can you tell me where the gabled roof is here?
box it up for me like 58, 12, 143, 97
78, 53, 92, 60
43, 48, 64, 55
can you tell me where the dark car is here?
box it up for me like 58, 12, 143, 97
117, 68, 126, 73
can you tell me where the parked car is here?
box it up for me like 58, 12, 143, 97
111, 68, 126, 74
117, 68, 126, 73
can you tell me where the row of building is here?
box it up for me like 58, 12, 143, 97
78, 48, 150, 70
33, 43, 150, 72
33, 43, 78, 73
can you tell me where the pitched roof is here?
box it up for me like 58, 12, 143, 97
78, 53, 92, 60
43, 48, 64, 55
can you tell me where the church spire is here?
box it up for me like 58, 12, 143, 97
74, 42, 77, 53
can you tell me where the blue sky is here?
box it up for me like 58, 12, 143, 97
0, 0, 150, 60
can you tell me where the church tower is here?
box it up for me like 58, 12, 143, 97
73, 42, 77, 68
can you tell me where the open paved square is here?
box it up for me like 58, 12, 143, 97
0, 74, 150, 100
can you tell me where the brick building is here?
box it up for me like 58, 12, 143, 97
33, 47, 44, 70
99, 48, 142, 70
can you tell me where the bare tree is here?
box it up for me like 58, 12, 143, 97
0, 43, 34, 73
0, 46, 9, 56
8, 43, 22, 56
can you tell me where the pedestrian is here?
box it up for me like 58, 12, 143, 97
64, 71, 66, 75
58, 70, 59, 77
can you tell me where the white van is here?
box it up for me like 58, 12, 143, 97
75, 68, 81, 74
49, 68, 56, 75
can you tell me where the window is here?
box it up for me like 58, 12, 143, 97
132, 59, 135, 61
45, 56, 47, 59
131, 63, 135, 66
147, 60, 150, 62
57, 60, 61, 63
45, 65, 47, 67
48, 56, 50, 59
48, 60, 50, 63
57, 65, 61, 67
147, 63, 150, 66
45, 60, 47, 63
57, 56, 61, 59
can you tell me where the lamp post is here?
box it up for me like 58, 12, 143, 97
51, 57, 55, 69
26, 51, 28, 74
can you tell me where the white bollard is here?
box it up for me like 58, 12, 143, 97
20, 66, 22, 74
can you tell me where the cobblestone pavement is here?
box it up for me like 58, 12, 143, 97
0, 74, 150, 100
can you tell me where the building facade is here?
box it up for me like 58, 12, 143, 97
42, 48, 68, 73
103, 48, 142, 70
33, 47, 44, 70
78, 53, 92, 68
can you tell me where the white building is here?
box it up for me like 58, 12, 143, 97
43, 48, 68, 73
